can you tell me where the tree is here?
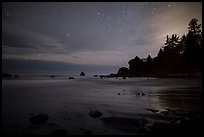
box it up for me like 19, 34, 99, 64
147, 55, 152, 63
188, 18, 202, 35
128, 56, 142, 75
121, 18, 202, 77
185, 18, 202, 67
164, 34, 179, 51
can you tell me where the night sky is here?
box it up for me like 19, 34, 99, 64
2, 2, 202, 75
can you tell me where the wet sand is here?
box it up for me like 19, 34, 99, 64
2, 77, 202, 135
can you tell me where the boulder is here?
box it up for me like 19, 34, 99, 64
83, 130, 92, 135
89, 110, 103, 118
29, 113, 49, 124
80, 72, 85, 76
117, 67, 130, 77
52, 129, 67, 135
142, 93, 146, 96
68, 77, 74, 79
146, 108, 159, 113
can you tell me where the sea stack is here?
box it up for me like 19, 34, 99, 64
80, 72, 85, 76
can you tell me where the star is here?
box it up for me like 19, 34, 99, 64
6, 12, 10, 16
66, 33, 70, 37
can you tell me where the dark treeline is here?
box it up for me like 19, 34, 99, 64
116, 18, 202, 78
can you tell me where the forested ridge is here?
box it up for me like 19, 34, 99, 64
117, 18, 202, 77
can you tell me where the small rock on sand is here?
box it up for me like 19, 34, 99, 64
89, 110, 103, 118
160, 111, 169, 115
146, 108, 159, 113
83, 129, 92, 135
68, 77, 74, 79
29, 113, 49, 124
52, 129, 67, 135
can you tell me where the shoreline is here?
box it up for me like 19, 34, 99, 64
2, 77, 202, 135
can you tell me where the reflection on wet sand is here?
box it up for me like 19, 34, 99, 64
2, 78, 202, 135
157, 87, 202, 112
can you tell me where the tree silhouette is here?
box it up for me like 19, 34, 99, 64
185, 18, 202, 68
118, 18, 202, 77
188, 18, 202, 35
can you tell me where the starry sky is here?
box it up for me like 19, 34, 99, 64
2, 2, 202, 75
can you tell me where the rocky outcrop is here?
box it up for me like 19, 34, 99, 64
117, 67, 130, 77
80, 72, 85, 76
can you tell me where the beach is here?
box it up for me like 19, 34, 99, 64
2, 77, 202, 135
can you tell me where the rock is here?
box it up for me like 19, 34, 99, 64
166, 108, 171, 111
99, 75, 104, 78
68, 77, 74, 79
142, 93, 146, 96
146, 108, 159, 113
52, 129, 67, 135
30, 113, 34, 116
2, 73, 12, 78
79, 128, 84, 131
117, 67, 130, 77
89, 110, 103, 118
83, 130, 92, 135
29, 113, 49, 124
118, 93, 120, 95
50, 75, 55, 78
136, 93, 141, 95
80, 72, 85, 76
160, 111, 169, 115
123, 76, 126, 79
110, 73, 115, 77
93, 75, 98, 77
14, 75, 19, 78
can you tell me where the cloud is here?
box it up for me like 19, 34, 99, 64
2, 22, 67, 55
2, 2, 202, 69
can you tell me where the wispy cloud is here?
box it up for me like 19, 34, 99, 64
2, 2, 202, 71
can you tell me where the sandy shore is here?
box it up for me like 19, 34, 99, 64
2, 77, 202, 135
